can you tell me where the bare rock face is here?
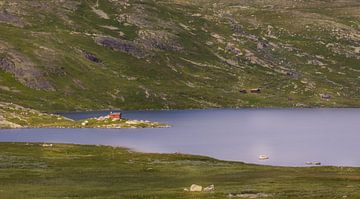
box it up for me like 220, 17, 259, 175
0, 56, 53, 90
95, 36, 147, 58
0, 119, 22, 129
0, 11, 24, 27
0, 42, 54, 91
95, 30, 183, 58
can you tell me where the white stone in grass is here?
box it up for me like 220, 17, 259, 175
190, 184, 202, 192
203, 184, 215, 192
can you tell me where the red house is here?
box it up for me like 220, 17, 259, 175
109, 112, 122, 120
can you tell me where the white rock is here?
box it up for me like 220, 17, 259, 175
203, 184, 215, 192
81, 120, 89, 126
190, 184, 202, 192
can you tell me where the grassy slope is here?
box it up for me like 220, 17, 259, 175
0, 0, 358, 111
0, 142, 359, 198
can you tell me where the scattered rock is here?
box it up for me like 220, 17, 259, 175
91, 7, 110, 19
81, 120, 89, 126
190, 184, 202, 192
250, 88, 261, 94
0, 11, 25, 27
229, 19, 245, 35
0, 119, 22, 128
100, 25, 119, 30
320, 94, 331, 100
226, 43, 242, 56
203, 184, 215, 192
42, 143, 53, 147
138, 30, 183, 52
257, 42, 268, 50
0, 50, 54, 91
95, 36, 147, 58
286, 71, 300, 79
83, 51, 101, 63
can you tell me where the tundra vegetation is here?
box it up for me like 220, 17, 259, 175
0, 0, 360, 197
0, 0, 359, 112
0, 143, 359, 198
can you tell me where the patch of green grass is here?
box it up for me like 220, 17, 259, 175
0, 142, 359, 198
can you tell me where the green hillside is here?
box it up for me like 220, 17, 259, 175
0, 0, 359, 111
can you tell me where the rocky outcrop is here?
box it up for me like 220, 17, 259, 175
95, 36, 147, 58
138, 30, 183, 52
95, 30, 182, 58
82, 51, 101, 63
0, 54, 54, 91
0, 11, 24, 27
0, 114, 22, 129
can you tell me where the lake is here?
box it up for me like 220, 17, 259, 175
0, 108, 359, 167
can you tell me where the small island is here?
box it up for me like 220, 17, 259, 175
0, 102, 168, 129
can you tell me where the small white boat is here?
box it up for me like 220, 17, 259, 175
258, 155, 269, 160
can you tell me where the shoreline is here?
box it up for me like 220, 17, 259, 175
0, 141, 347, 168
54, 106, 360, 114
0, 102, 169, 129
0, 142, 359, 198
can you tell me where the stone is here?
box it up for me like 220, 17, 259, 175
190, 184, 202, 192
203, 184, 215, 192
257, 42, 267, 50
83, 51, 101, 63
320, 94, 331, 100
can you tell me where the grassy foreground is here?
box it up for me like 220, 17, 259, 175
0, 143, 359, 198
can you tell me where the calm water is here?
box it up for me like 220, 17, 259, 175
0, 109, 360, 167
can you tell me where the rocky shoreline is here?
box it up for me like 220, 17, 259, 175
0, 102, 169, 129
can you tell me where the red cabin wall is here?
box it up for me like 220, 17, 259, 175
109, 113, 121, 119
